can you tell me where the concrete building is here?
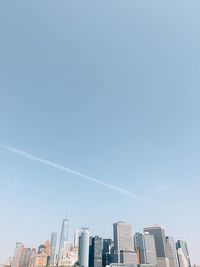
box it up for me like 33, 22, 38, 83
143, 225, 169, 267
176, 240, 191, 267
166, 237, 178, 267
134, 232, 157, 265
113, 222, 134, 264
11, 243, 24, 267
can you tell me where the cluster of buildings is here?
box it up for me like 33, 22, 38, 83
4, 218, 192, 267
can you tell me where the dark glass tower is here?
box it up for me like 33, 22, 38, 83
102, 239, 113, 267
89, 236, 103, 267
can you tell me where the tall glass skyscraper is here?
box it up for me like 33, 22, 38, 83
89, 236, 103, 267
102, 239, 113, 267
50, 232, 57, 266
58, 217, 69, 261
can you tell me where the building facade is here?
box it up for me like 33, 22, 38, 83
134, 232, 157, 266
143, 225, 169, 267
113, 222, 134, 264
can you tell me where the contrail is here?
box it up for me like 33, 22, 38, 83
1, 144, 139, 199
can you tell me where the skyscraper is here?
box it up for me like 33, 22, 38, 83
134, 232, 157, 266
177, 248, 188, 267
58, 217, 69, 261
102, 239, 113, 267
176, 240, 191, 267
79, 228, 90, 267
19, 248, 31, 267
74, 230, 80, 249
29, 249, 36, 267
11, 243, 24, 267
50, 232, 57, 266
166, 237, 178, 267
143, 225, 169, 267
89, 236, 103, 267
113, 222, 134, 264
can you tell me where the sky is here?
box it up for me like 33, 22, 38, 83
0, 0, 200, 264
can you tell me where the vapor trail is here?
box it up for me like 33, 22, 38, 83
1, 144, 139, 199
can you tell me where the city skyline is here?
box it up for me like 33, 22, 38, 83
1, 219, 193, 264
1, 0, 200, 265
2, 219, 193, 267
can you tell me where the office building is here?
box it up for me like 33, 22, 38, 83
74, 230, 80, 249
177, 248, 188, 267
166, 237, 178, 267
143, 225, 169, 267
176, 240, 191, 267
50, 232, 57, 266
89, 236, 103, 267
19, 248, 31, 267
113, 222, 134, 264
79, 228, 90, 267
11, 243, 24, 267
134, 232, 156, 265
102, 239, 113, 267
58, 217, 69, 261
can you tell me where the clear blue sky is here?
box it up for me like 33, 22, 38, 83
0, 0, 200, 264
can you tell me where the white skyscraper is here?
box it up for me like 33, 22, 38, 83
74, 230, 80, 248
166, 237, 179, 267
79, 228, 90, 267
177, 248, 188, 267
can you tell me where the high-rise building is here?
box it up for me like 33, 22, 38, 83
176, 240, 191, 267
119, 250, 137, 265
102, 239, 113, 267
166, 237, 178, 267
113, 222, 134, 264
34, 244, 48, 267
58, 217, 69, 261
50, 233, 57, 266
134, 232, 157, 266
177, 248, 188, 267
79, 228, 90, 267
29, 249, 36, 267
89, 236, 103, 267
11, 243, 24, 267
20, 248, 32, 267
74, 230, 80, 249
143, 225, 169, 267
